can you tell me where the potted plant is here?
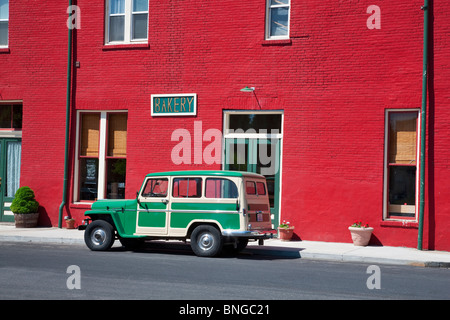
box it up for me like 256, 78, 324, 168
11, 186, 40, 228
65, 217, 76, 229
278, 220, 295, 241
348, 221, 373, 246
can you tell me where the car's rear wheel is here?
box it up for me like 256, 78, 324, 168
190, 225, 223, 257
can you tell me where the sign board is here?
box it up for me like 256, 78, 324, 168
151, 94, 197, 117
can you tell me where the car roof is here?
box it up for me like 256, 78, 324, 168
145, 170, 265, 179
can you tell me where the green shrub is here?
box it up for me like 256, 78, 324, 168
10, 186, 39, 214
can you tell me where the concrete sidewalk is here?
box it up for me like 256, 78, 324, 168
1, 223, 449, 268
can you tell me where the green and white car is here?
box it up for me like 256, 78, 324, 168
81, 170, 274, 257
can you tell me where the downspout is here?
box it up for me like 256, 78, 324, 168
58, 0, 73, 228
417, 0, 429, 250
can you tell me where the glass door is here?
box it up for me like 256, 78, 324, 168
0, 138, 22, 222
224, 138, 281, 228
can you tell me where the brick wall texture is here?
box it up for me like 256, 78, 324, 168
1, 1, 449, 250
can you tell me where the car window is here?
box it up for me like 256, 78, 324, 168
141, 178, 168, 197
246, 181, 256, 195
256, 182, 266, 195
173, 178, 202, 198
205, 178, 238, 199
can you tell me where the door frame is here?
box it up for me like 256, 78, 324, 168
136, 176, 170, 235
222, 110, 283, 229
0, 137, 22, 222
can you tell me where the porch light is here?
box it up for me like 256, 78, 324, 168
240, 86, 261, 109
240, 86, 255, 92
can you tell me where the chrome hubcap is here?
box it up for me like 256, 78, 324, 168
91, 228, 106, 246
198, 233, 214, 251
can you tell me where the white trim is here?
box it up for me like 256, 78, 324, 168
104, 0, 148, 45
223, 110, 284, 137
151, 93, 197, 117
97, 113, 108, 199
383, 109, 420, 222
222, 110, 284, 226
0, 131, 22, 138
265, 0, 290, 40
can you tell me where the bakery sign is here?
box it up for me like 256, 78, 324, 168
151, 94, 197, 117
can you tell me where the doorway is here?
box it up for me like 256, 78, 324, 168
223, 111, 283, 229
0, 138, 22, 222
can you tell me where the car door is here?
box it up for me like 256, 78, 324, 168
135, 177, 170, 235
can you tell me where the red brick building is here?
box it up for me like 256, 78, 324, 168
1, 1, 449, 250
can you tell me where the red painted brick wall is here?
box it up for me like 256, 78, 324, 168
1, 1, 449, 250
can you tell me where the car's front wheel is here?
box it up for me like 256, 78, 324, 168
84, 220, 115, 251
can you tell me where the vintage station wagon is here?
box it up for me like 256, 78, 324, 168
82, 170, 274, 257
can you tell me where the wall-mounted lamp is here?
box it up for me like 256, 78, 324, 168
240, 86, 261, 109
240, 86, 255, 92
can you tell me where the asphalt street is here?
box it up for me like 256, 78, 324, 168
1, 241, 449, 301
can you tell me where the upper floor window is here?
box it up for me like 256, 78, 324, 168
265, 0, 290, 40
105, 0, 148, 44
0, 0, 8, 47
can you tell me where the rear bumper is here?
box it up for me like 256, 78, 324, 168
222, 230, 274, 240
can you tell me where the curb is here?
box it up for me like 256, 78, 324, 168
0, 235, 85, 245
245, 243, 450, 268
1, 232, 449, 268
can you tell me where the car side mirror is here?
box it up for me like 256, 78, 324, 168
136, 191, 141, 205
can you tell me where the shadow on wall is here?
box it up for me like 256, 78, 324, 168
37, 206, 52, 227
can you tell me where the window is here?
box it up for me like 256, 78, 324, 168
142, 178, 168, 197
246, 181, 256, 195
79, 113, 100, 201
256, 182, 266, 195
246, 181, 266, 196
76, 111, 127, 201
0, 104, 22, 129
172, 178, 202, 198
384, 111, 419, 219
106, 0, 148, 44
205, 178, 238, 199
0, 0, 8, 47
266, 0, 290, 40
228, 113, 282, 134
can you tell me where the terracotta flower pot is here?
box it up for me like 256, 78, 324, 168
348, 226, 373, 246
14, 213, 39, 228
278, 227, 295, 241
65, 219, 76, 229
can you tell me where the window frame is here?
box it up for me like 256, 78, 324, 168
104, 0, 149, 45
0, 0, 9, 48
0, 103, 22, 130
265, 0, 291, 40
383, 109, 421, 221
141, 178, 169, 198
74, 110, 128, 203
205, 178, 238, 199
172, 177, 203, 198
